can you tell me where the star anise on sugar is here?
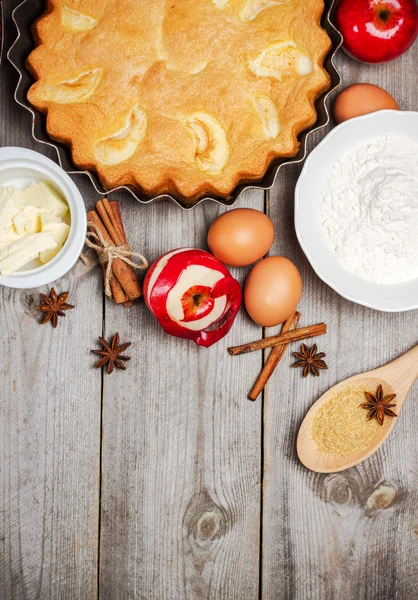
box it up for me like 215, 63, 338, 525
91, 333, 131, 374
292, 343, 328, 377
36, 288, 75, 328
360, 384, 397, 426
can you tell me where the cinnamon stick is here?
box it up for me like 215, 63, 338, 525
228, 323, 327, 356
122, 300, 135, 307
107, 199, 126, 244
87, 210, 127, 304
109, 200, 136, 307
248, 311, 301, 401
110, 200, 126, 242
96, 199, 124, 246
95, 199, 142, 301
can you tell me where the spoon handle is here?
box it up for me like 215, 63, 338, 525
382, 343, 418, 395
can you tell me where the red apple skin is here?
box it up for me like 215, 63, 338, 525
143, 248, 242, 348
335, 0, 418, 64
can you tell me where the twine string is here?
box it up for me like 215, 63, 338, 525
85, 222, 148, 299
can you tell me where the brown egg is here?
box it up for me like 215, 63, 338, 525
244, 256, 302, 327
333, 84, 398, 124
208, 208, 274, 267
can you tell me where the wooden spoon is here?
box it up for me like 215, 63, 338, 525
297, 344, 418, 473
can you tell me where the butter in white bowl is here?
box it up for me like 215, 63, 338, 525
0, 181, 71, 275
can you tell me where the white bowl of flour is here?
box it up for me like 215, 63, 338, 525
295, 110, 418, 312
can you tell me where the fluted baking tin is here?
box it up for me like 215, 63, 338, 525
8, 0, 342, 210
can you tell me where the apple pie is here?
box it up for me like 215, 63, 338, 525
27, 0, 332, 203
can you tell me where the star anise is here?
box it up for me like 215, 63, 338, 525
91, 333, 131, 374
292, 343, 328, 377
360, 384, 397, 426
36, 288, 75, 328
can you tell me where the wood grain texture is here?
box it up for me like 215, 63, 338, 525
262, 42, 418, 600
0, 4, 102, 597
1, 0, 418, 597
98, 189, 264, 600
0, 268, 102, 600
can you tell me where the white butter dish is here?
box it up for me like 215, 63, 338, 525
0, 147, 86, 289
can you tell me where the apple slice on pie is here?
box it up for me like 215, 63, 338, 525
62, 5, 98, 32
37, 68, 102, 103
240, 0, 289, 21
185, 113, 230, 174
249, 41, 312, 81
211, 0, 229, 8
94, 106, 147, 166
254, 97, 280, 139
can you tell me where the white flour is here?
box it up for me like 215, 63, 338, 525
321, 134, 418, 285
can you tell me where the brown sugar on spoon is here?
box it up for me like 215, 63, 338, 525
311, 384, 383, 457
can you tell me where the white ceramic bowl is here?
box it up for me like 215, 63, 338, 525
0, 147, 86, 289
295, 110, 418, 313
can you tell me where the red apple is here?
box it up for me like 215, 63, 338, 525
335, 0, 418, 63
144, 248, 242, 348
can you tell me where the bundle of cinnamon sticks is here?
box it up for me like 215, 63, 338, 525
87, 198, 145, 306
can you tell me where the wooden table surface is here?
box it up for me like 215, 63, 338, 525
1, 2, 418, 599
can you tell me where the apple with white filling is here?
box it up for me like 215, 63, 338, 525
144, 248, 242, 348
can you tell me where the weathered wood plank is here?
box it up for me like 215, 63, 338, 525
98, 190, 264, 600
0, 217, 102, 600
0, 4, 102, 595
262, 43, 418, 599
2, 0, 418, 596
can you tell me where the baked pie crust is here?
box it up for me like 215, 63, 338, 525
27, 0, 332, 203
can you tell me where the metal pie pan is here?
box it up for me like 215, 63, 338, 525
8, 0, 342, 210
